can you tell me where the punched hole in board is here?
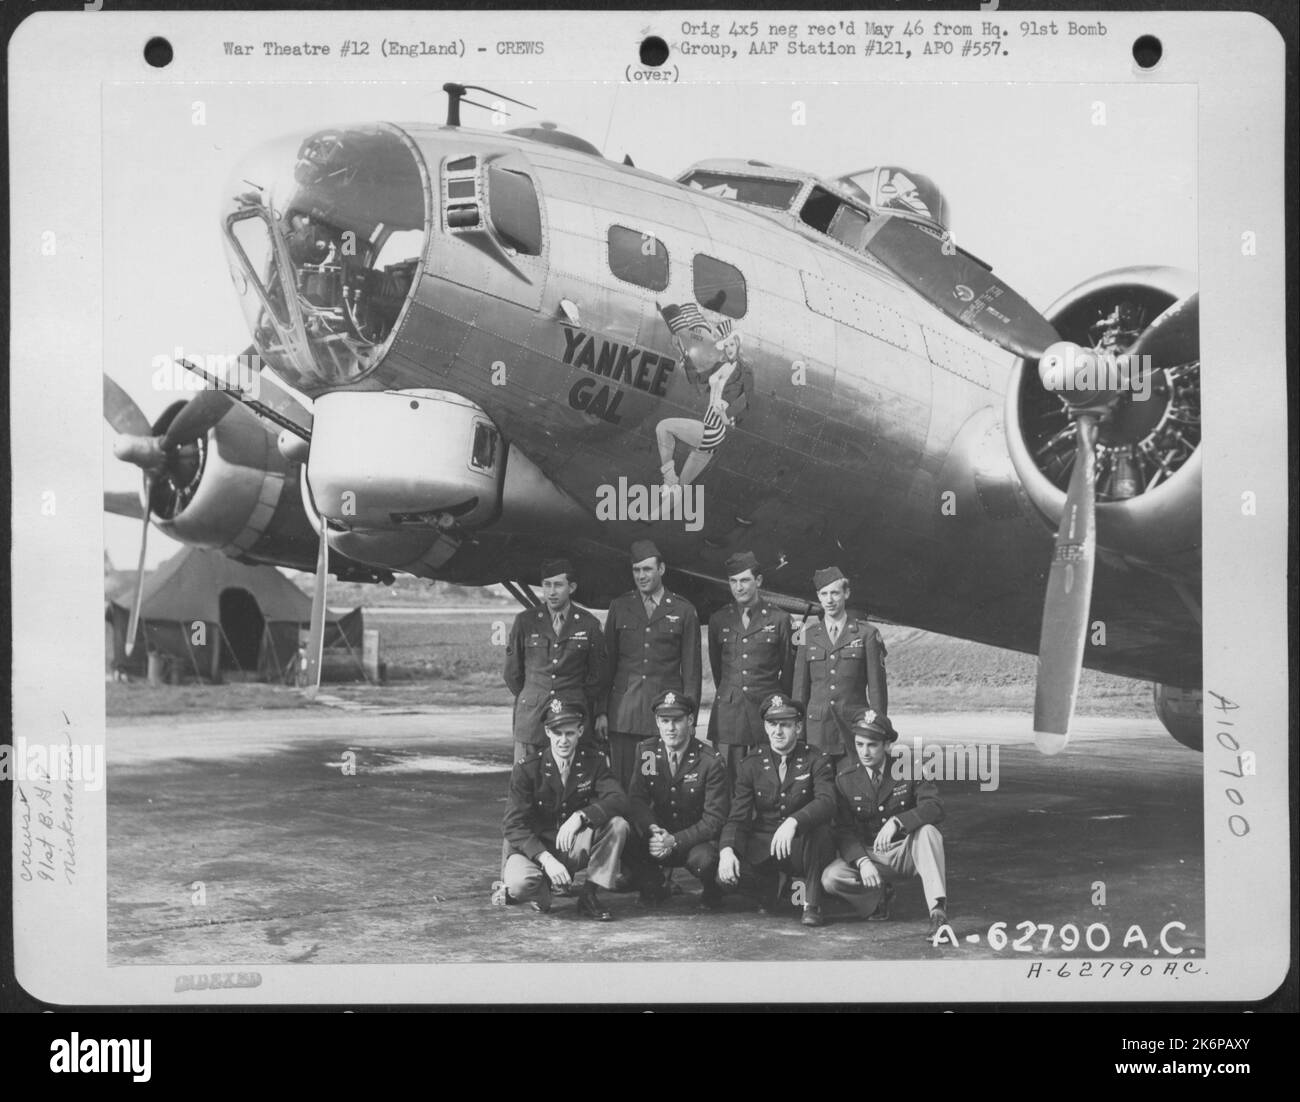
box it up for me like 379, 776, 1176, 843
639, 36, 669, 67
144, 37, 174, 68
1132, 35, 1162, 69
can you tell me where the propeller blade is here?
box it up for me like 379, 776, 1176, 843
1033, 415, 1099, 753
861, 213, 1059, 359
302, 509, 329, 696
123, 481, 153, 658
103, 375, 152, 437
1125, 292, 1199, 369
161, 390, 235, 450
104, 491, 145, 520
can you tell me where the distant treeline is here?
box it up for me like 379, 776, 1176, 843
290, 574, 514, 608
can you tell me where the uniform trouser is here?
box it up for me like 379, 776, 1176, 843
608, 730, 647, 792
499, 742, 618, 881
733, 823, 835, 908
821, 824, 947, 914
626, 837, 720, 891
500, 741, 540, 878
503, 817, 631, 905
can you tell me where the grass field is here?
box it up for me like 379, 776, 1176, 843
107, 610, 1152, 719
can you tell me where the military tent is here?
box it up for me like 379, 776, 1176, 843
105, 547, 366, 683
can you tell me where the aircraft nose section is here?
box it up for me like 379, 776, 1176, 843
220, 124, 431, 392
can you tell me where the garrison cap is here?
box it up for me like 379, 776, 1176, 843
813, 566, 847, 591
629, 539, 662, 564
760, 693, 803, 721
651, 689, 696, 717
725, 550, 760, 578
542, 696, 587, 729
852, 709, 897, 742
539, 558, 575, 582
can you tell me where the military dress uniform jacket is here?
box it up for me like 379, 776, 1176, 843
601, 590, 703, 736
720, 744, 835, 860
503, 744, 629, 861
503, 605, 610, 746
627, 737, 728, 850
792, 617, 888, 756
831, 754, 943, 865
706, 602, 795, 747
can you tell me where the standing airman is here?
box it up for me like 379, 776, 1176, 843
792, 566, 888, 762
503, 558, 609, 763
706, 551, 795, 787
596, 540, 703, 791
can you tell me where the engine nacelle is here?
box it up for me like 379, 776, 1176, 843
150, 398, 314, 561
143, 398, 385, 581
1153, 683, 1202, 751
1005, 266, 1200, 570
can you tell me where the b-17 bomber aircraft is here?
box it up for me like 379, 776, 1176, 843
103, 84, 1202, 753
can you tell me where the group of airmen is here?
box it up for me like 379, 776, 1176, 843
494, 540, 948, 935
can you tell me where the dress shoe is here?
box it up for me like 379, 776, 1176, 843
800, 904, 825, 928
576, 884, 613, 921
529, 881, 553, 913
638, 880, 672, 905
868, 883, 895, 921
924, 906, 949, 940
755, 875, 781, 915
699, 883, 725, 912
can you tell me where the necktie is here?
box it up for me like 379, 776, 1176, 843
553, 611, 564, 635
778, 755, 788, 783
828, 620, 841, 644
741, 608, 750, 630
559, 762, 570, 788
669, 752, 680, 777
644, 594, 657, 618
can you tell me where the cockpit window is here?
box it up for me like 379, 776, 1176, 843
800, 185, 874, 253
221, 125, 429, 391
680, 170, 802, 211
693, 254, 747, 319
800, 186, 842, 233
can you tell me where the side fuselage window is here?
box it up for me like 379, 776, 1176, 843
607, 225, 670, 291
693, 254, 747, 318
487, 165, 543, 256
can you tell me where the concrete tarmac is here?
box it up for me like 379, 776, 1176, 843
107, 706, 1203, 966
